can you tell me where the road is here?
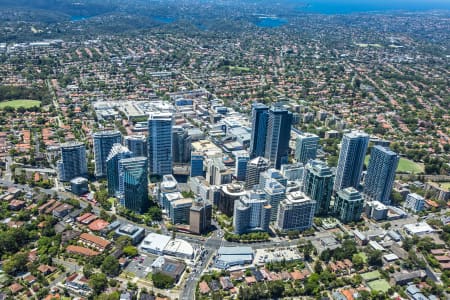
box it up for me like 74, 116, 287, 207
4, 156, 13, 181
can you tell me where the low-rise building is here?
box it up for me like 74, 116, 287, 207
390, 270, 426, 286
215, 246, 254, 269
365, 201, 388, 220
66, 245, 99, 257
52, 203, 74, 218
115, 224, 145, 245
404, 193, 425, 212
151, 256, 186, 282
403, 222, 434, 236
79, 233, 111, 251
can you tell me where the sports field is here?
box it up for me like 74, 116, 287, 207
367, 279, 391, 293
361, 270, 381, 281
0, 100, 41, 109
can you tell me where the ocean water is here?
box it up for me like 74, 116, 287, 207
297, 0, 450, 14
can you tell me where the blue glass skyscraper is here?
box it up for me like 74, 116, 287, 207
148, 112, 173, 176
106, 143, 133, 196
119, 157, 149, 213
190, 152, 204, 177
249, 103, 269, 159
58, 142, 87, 182
93, 130, 122, 177
264, 104, 293, 169
364, 145, 399, 204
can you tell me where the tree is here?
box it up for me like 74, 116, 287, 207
314, 261, 323, 274
302, 241, 315, 261
152, 272, 175, 288
147, 206, 162, 221
382, 222, 392, 230
101, 256, 120, 277
96, 291, 120, 300
368, 250, 383, 267
123, 245, 138, 257
304, 273, 320, 296
89, 273, 108, 294
2, 252, 28, 275
116, 236, 132, 248
352, 253, 365, 270
83, 264, 94, 279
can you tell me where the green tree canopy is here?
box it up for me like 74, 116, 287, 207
101, 255, 120, 277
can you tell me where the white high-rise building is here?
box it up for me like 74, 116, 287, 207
276, 191, 316, 232
295, 132, 319, 164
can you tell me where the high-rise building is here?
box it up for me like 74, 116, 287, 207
264, 105, 293, 169
259, 168, 287, 189
158, 174, 180, 208
280, 162, 305, 182
404, 193, 425, 212
189, 198, 212, 234
124, 135, 147, 157
233, 190, 271, 234
276, 191, 316, 232
364, 145, 399, 204
249, 103, 269, 158
218, 183, 247, 216
206, 157, 232, 186
333, 187, 364, 223
245, 156, 270, 189
169, 198, 193, 224
93, 130, 122, 177
303, 160, 334, 216
106, 144, 132, 196
295, 132, 319, 164
190, 152, 204, 177
172, 126, 192, 164
118, 157, 149, 213
264, 179, 286, 221
58, 142, 87, 182
234, 150, 250, 181
148, 112, 173, 176
334, 131, 369, 192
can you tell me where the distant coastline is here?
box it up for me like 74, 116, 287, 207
297, 0, 450, 14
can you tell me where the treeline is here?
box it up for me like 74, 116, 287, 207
0, 85, 51, 104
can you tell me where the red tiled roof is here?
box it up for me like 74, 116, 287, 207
9, 283, 24, 294
66, 245, 99, 256
199, 281, 210, 294
79, 233, 111, 249
88, 219, 109, 231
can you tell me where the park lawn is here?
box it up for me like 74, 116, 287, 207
0, 99, 41, 109
361, 270, 381, 281
365, 155, 424, 174
397, 157, 424, 173
367, 279, 391, 293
